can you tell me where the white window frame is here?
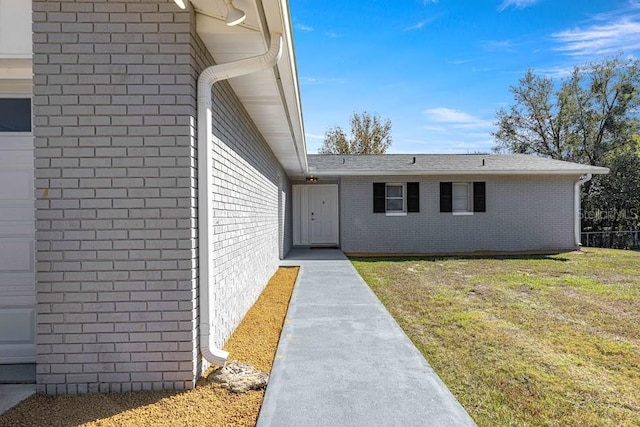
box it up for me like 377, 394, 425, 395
385, 183, 407, 216
452, 182, 473, 215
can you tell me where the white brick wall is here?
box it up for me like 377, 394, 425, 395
33, 0, 291, 394
33, 0, 200, 394
206, 78, 289, 351
340, 175, 578, 254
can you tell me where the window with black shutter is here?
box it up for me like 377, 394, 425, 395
473, 182, 486, 212
373, 183, 385, 213
407, 182, 419, 212
440, 182, 452, 212
373, 182, 420, 214
440, 181, 486, 213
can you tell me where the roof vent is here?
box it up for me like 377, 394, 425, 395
342, 158, 346, 164
482, 158, 485, 166
411, 156, 416, 165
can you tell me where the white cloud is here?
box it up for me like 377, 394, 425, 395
404, 21, 427, 31
424, 107, 493, 129
400, 138, 495, 154
498, 0, 538, 12
413, 108, 496, 153
538, 65, 575, 78
305, 133, 324, 140
422, 125, 447, 132
295, 23, 314, 32
301, 77, 347, 85
403, 14, 440, 31
552, 18, 640, 56
590, 1, 640, 22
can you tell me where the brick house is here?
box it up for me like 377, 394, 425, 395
0, 0, 606, 394
299, 154, 606, 254
1, 0, 305, 394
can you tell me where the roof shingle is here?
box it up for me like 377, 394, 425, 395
307, 154, 608, 176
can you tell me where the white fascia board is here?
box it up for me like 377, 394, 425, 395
264, 0, 308, 175
309, 168, 610, 176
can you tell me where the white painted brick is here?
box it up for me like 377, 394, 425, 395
340, 175, 576, 253
34, 0, 291, 395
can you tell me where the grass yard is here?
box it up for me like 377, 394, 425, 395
352, 248, 640, 427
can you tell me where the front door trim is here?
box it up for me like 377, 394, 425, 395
293, 184, 339, 247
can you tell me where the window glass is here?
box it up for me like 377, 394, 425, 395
452, 183, 470, 212
387, 185, 403, 198
0, 98, 31, 132
386, 184, 404, 212
386, 199, 403, 211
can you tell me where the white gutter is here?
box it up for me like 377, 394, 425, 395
307, 169, 609, 177
574, 173, 592, 247
197, 33, 283, 366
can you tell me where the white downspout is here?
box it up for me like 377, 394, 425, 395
198, 33, 283, 366
574, 173, 592, 247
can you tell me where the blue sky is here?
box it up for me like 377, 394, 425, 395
290, 0, 640, 154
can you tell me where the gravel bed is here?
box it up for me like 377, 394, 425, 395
0, 267, 299, 427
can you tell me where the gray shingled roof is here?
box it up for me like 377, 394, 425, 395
307, 154, 608, 176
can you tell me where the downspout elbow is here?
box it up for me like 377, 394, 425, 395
198, 33, 283, 108
198, 34, 283, 367
574, 173, 593, 247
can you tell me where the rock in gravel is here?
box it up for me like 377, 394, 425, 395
209, 361, 269, 393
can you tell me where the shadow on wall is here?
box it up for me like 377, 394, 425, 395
210, 78, 293, 257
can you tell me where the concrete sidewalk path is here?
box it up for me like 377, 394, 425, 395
257, 248, 476, 427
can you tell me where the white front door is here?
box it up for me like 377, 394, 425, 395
309, 185, 338, 245
0, 97, 36, 363
293, 185, 339, 246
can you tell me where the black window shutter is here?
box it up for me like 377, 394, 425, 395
373, 183, 386, 213
440, 182, 452, 212
407, 182, 419, 212
473, 182, 486, 212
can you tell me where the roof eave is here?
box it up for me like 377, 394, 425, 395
192, 0, 308, 177
308, 168, 610, 176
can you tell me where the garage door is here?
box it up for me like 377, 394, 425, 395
0, 97, 35, 363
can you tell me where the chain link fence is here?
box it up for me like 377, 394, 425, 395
581, 230, 640, 250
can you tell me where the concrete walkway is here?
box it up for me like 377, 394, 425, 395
0, 384, 35, 416
0, 364, 36, 416
257, 248, 476, 427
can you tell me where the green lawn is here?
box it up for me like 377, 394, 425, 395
352, 248, 640, 427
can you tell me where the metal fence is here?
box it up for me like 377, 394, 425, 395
581, 230, 640, 250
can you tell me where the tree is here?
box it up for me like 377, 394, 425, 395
318, 111, 392, 154
583, 142, 640, 232
493, 56, 640, 166
493, 56, 640, 235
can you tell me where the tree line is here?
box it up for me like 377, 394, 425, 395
494, 56, 640, 235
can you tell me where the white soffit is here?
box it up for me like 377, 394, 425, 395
192, 0, 308, 177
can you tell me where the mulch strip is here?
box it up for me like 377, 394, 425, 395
0, 266, 299, 427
